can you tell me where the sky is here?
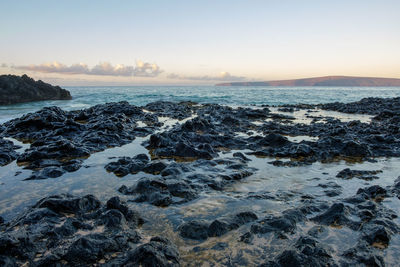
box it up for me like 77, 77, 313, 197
0, 0, 399, 85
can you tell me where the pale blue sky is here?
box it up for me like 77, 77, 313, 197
1, 0, 399, 85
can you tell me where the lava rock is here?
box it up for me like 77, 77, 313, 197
179, 220, 209, 240
336, 168, 381, 180
311, 203, 359, 230
0, 194, 147, 266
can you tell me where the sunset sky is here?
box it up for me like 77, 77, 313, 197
1, 0, 399, 85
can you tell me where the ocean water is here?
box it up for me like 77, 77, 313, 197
1, 86, 400, 123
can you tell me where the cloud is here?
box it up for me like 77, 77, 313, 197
15, 61, 163, 77
167, 71, 246, 81
1, 63, 8, 68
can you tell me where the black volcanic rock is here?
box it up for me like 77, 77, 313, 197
0, 74, 71, 105
0, 138, 19, 166
0, 194, 153, 266
1, 101, 155, 178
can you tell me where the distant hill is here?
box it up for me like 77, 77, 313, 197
216, 76, 400, 87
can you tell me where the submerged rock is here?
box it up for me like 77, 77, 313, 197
251, 209, 305, 235
117, 157, 256, 206
2, 101, 154, 178
179, 211, 258, 241
311, 203, 360, 230
336, 168, 382, 180
208, 211, 258, 237
0, 194, 157, 266
118, 236, 180, 266
0, 138, 19, 166
179, 220, 209, 240
260, 236, 336, 267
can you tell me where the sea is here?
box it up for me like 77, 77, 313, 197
1, 86, 400, 123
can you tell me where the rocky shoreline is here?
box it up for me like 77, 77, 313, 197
1, 97, 400, 266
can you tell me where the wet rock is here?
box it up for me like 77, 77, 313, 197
0, 194, 146, 266
119, 176, 197, 207
208, 211, 258, 237
106, 196, 143, 225
99, 209, 127, 229
357, 185, 387, 201
120, 236, 180, 266
118, 158, 255, 206
239, 232, 254, 243
311, 203, 360, 230
104, 154, 169, 177
25, 166, 66, 180
320, 97, 400, 115
105, 154, 149, 176
261, 236, 336, 267
288, 143, 314, 157
343, 243, 385, 267
63, 234, 119, 264
179, 211, 257, 241
0, 138, 19, 166
152, 141, 214, 160
233, 151, 250, 161
144, 100, 193, 120
179, 220, 209, 240
268, 160, 311, 167
317, 182, 342, 197
336, 168, 381, 180
258, 133, 290, 147
277, 107, 295, 113
391, 176, 400, 198
324, 189, 342, 197
35, 194, 101, 214
2, 101, 150, 178
341, 140, 371, 157
251, 209, 305, 234
362, 225, 391, 247
142, 160, 167, 175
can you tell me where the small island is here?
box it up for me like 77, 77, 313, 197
216, 75, 400, 87
0, 74, 71, 105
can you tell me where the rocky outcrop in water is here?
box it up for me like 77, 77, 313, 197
1, 97, 400, 180
0, 194, 181, 266
0, 138, 19, 166
1, 102, 158, 179
117, 157, 255, 206
0, 74, 72, 105
2, 97, 400, 265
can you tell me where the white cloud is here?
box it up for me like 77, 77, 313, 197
167, 71, 246, 81
15, 61, 163, 77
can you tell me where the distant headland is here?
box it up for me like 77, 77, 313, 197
0, 74, 71, 105
216, 76, 400, 87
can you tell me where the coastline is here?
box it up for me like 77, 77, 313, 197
1, 97, 400, 265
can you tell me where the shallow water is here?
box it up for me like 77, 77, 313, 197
1, 86, 400, 123
2, 88, 400, 265
1, 104, 400, 265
